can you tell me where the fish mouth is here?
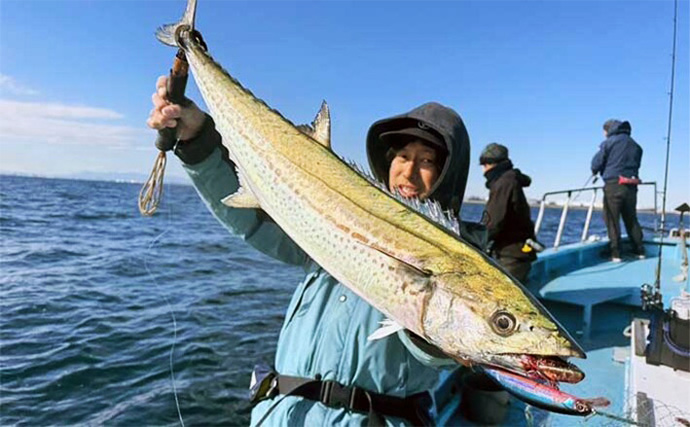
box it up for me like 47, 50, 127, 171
484, 354, 585, 384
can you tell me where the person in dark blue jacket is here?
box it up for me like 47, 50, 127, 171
591, 119, 645, 261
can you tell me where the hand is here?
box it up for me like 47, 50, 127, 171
146, 75, 206, 141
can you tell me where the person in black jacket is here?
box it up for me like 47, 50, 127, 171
591, 119, 644, 262
480, 143, 537, 282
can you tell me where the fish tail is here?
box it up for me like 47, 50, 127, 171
156, 23, 178, 47
156, 0, 197, 47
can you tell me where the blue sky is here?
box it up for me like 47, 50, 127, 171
1, 0, 688, 208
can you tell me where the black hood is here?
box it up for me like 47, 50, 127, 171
366, 102, 470, 215
484, 161, 532, 189
606, 120, 632, 136
514, 169, 532, 187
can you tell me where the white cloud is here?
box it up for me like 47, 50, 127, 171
0, 99, 123, 119
0, 99, 148, 148
0, 74, 40, 96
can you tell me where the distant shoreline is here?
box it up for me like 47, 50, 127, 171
0, 172, 190, 186
0, 173, 670, 213
464, 197, 660, 213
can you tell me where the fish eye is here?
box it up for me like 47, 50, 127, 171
490, 311, 517, 336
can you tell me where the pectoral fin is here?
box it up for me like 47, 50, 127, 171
297, 101, 331, 149
359, 241, 432, 277
367, 319, 404, 341
221, 186, 261, 209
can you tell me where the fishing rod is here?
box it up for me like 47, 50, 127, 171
570, 174, 597, 204
641, 0, 678, 310
138, 49, 191, 216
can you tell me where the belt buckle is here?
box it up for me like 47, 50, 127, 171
320, 380, 361, 410
319, 380, 335, 406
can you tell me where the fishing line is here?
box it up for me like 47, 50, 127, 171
593, 409, 648, 426
142, 181, 186, 427
570, 174, 597, 204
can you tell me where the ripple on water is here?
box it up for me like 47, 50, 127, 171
21, 247, 88, 264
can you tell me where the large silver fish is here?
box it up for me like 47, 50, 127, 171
157, 0, 585, 382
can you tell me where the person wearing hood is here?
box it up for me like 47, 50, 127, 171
591, 119, 644, 262
147, 75, 475, 426
479, 143, 537, 283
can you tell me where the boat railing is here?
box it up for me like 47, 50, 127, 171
534, 182, 658, 249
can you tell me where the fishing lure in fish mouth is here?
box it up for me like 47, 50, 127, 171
485, 353, 585, 384
521, 354, 585, 384
482, 367, 610, 416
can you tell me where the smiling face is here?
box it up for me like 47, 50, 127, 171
388, 140, 442, 200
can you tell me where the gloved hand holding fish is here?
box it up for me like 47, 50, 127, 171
151, 0, 610, 420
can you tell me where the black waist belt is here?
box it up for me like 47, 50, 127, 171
276, 374, 433, 426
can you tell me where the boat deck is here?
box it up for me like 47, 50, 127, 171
539, 250, 687, 310
435, 238, 689, 426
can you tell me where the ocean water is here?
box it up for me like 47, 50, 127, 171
0, 175, 665, 426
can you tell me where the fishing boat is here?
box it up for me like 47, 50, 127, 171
433, 1, 688, 423
432, 184, 689, 426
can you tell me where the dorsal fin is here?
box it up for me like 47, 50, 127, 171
297, 101, 331, 149
342, 158, 462, 238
